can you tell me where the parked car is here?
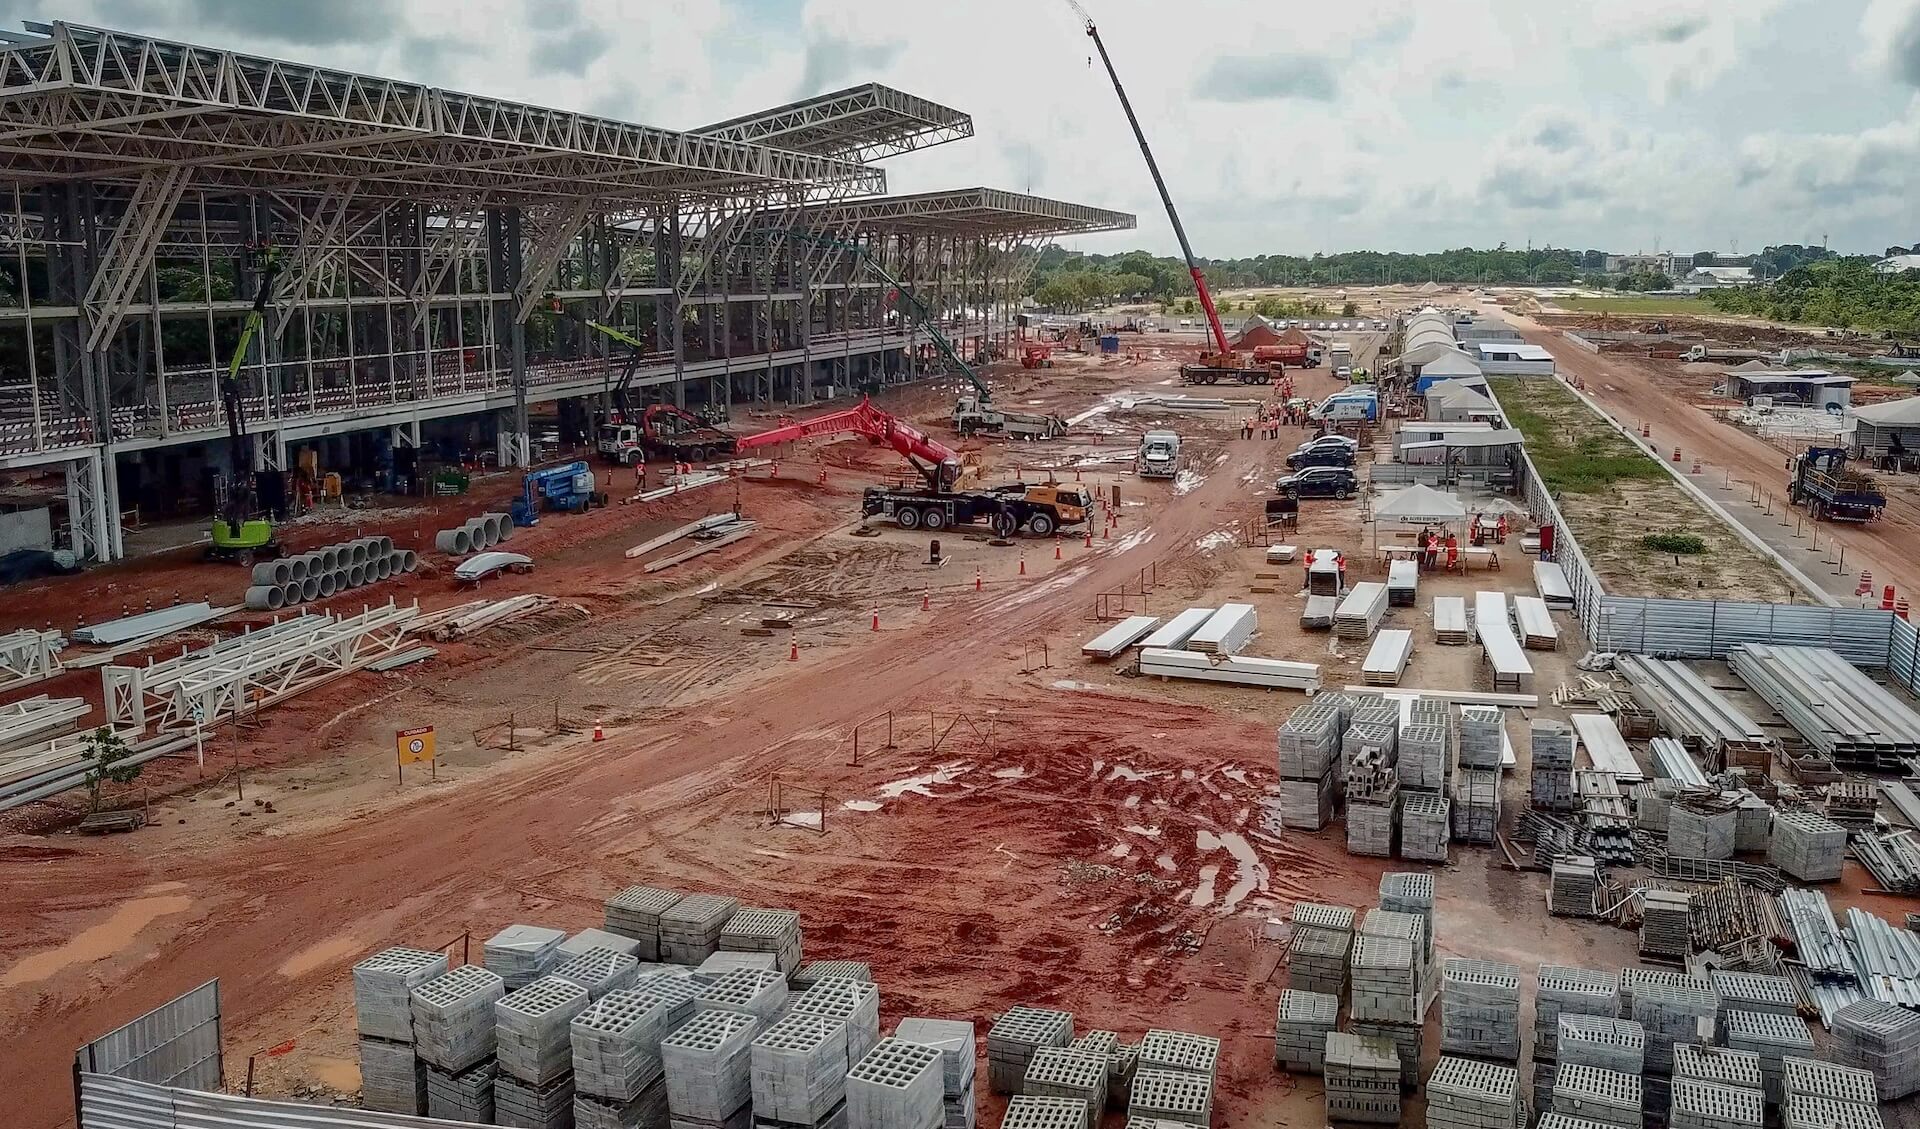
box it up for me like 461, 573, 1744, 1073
1286, 445, 1357, 470
1275, 466, 1359, 498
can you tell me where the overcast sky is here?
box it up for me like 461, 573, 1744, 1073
57, 0, 1920, 258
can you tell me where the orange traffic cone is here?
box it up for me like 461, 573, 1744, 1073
1883, 585, 1897, 611
1641, 421, 1650, 438
922, 589, 930, 611
592, 719, 605, 742
1858, 570, 1874, 597
1899, 598, 1910, 621
1104, 524, 1111, 539
1690, 458, 1701, 475
1084, 529, 1093, 548
770, 461, 779, 478
975, 567, 982, 591
871, 607, 880, 632
1019, 555, 1027, 576
817, 466, 826, 485
1055, 541, 1063, 560
1671, 446, 1682, 463
788, 638, 799, 661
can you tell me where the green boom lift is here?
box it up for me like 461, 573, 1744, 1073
208, 245, 284, 563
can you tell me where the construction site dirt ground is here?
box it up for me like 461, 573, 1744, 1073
1495, 301, 1920, 604
0, 338, 1859, 1129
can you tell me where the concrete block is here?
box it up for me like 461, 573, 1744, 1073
660, 893, 742, 965
572, 987, 675, 1100
354, 947, 449, 1042
497, 975, 592, 1085
427, 1059, 497, 1123
359, 1035, 426, 1115
663, 1008, 760, 1124
485, 924, 567, 991
607, 886, 687, 963
1127, 1068, 1211, 1127
986, 1006, 1072, 1095
1021, 1048, 1106, 1127
411, 964, 507, 1074
751, 1012, 850, 1126
847, 1038, 943, 1129
720, 908, 804, 975
496, 1071, 577, 1129
553, 946, 642, 1000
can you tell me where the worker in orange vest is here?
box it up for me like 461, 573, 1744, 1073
1445, 532, 1460, 571
1303, 548, 1315, 586
1497, 513, 1509, 543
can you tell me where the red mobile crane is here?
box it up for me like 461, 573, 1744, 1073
736, 397, 1091, 538
1069, 3, 1269, 386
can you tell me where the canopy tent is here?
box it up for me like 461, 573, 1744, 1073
1374, 483, 1467, 522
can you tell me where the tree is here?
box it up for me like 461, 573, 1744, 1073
1340, 301, 1358, 317
82, 727, 141, 813
1178, 297, 1197, 315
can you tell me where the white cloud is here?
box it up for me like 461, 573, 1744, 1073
33, 0, 1920, 257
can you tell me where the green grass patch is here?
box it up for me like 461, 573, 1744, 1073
1641, 532, 1707, 555
1552, 294, 1707, 316
1488, 377, 1668, 495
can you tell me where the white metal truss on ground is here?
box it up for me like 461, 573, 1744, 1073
0, 693, 90, 754
0, 627, 64, 691
103, 601, 419, 734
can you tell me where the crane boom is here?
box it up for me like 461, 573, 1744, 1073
1075, 10, 1231, 360
736, 396, 961, 493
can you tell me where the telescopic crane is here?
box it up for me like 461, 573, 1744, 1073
1067, 2, 1266, 386
208, 244, 284, 563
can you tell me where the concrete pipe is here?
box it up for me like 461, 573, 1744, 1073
244, 584, 285, 611
374, 555, 392, 581
432, 528, 464, 554
347, 563, 367, 587
319, 571, 340, 599
488, 513, 514, 542
250, 560, 285, 586
287, 555, 309, 584
464, 518, 494, 551
349, 541, 369, 567
400, 550, 418, 573
281, 582, 303, 607
374, 535, 393, 555
301, 575, 321, 602
323, 545, 341, 571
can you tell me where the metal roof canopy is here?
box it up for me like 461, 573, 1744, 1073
0, 21, 883, 203
785, 187, 1136, 238
693, 83, 973, 163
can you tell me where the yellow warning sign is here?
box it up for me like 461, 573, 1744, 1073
396, 725, 436, 764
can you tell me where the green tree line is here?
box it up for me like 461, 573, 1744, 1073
1705, 260, 1920, 333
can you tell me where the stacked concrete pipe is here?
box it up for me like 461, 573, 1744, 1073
434, 526, 472, 554
244, 584, 286, 611
243, 533, 412, 612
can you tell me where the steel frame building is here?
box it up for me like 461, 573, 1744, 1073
0, 22, 1132, 562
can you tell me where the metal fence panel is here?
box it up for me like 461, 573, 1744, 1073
1891, 615, 1920, 694
79, 1074, 175, 1129
81, 1074, 493, 1129
1594, 597, 1893, 662
76, 980, 222, 1092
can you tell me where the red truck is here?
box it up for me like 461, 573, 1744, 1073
1252, 342, 1321, 368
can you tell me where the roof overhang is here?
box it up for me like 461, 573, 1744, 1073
693, 83, 973, 163
782, 187, 1135, 239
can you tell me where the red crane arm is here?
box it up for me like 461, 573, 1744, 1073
737, 397, 961, 492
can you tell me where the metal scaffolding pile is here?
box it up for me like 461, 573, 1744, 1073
102, 601, 420, 734
1616, 655, 1771, 766
1729, 645, 1920, 771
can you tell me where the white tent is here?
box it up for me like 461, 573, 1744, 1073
1374, 483, 1467, 522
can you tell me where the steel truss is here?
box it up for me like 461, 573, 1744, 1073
695, 82, 974, 163
102, 600, 419, 734
0, 628, 65, 692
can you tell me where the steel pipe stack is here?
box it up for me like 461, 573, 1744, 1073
1730, 644, 1920, 771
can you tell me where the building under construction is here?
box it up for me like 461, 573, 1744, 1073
0, 20, 1133, 562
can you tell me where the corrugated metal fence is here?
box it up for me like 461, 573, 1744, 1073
1592, 597, 1895, 663
75, 980, 222, 1092
1891, 615, 1920, 693
81, 1073, 491, 1129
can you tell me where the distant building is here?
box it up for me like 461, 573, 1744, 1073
1682, 266, 1754, 291
1852, 397, 1920, 458
1604, 253, 1683, 276
1875, 254, 1920, 275
1724, 368, 1853, 410
1473, 342, 1556, 376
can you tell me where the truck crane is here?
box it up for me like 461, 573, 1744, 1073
735, 397, 1089, 537
545, 300, 732, 464
208, 243, 285, 564
1067, 2, 1268, 387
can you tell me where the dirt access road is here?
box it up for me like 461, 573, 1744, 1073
1497, 304, 1920, 601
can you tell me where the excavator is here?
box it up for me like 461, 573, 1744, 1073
1067, 2, 1270, 387
208, 244, 285, 564
735, 397, 1089, 537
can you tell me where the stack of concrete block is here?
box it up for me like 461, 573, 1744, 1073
1346, 761, 1399, 856
354, 947, 449, 1042
662, 1008, 760, 1129
897, 1018, 975, 1129
1458, 706, 1503, 768
1274, 989, 1339, 1073
497, 976, 592, 1086
1128, 1069, 1212, 1127
1428, 1056, 1520, 1129
1023, 1048, 1107, 1126
1001, 1097, 1088, 1129
1549, 857, 1600, 917
1348, 1019, 1421, 1092
696, 967, 789, 1025
1536, 966, 1620, 1060
1398, 723, 1450, 792
697, 953, 779, 981
1668, 1077, 1763, 1129
1287, 903, 1354, 995
1439, 958, 1522, 1062
750, 1012, 850, 1129
719, 908, 803, 975
1668, 800, 1738, 861
485, 925, 568, 990
1345, 718, 1399, 782
1350, 934, 1418, 1025
1278, 702, 1345, 830
427, 1059, 497, 1123
1379, 871, 1434, 921
1550, 1063, 1642, 1129
576, 1084, 669, 1129
1639, 890, 1694, 962
793, 978, 883, 1069
606, 886, 687, 962
1832, 999, 1920, 1100
1324, 1032, 1402, 1124
792, 962, 872, 990
636, 973, 703, 1028
1782, 1094, 1886, 1129
1708, 972, 1798, 1021
986, 1006, 1073, 1094
571, 988, 674, 1102
1537, 1116, 1622, 1129
847, 1039, 944, 1129
661, 894, 742, 965
1636, 783, 1677, 832
1104, 1043, 1137, 1111
1400, 791, 1452, 862
1136, 1030, 1218, 1080
1531, 720, 1576, 812
1733, 794, 1773, 854
1723, 1009, 1816, 1104
1631, 980, 1721, 1075
564, 929, 644, 959
359, 1033, 428, 1114
1558, 1016, 1645, 1076
412, 964, 508, 1073
1783, 1057, 1880, 1129
553, 946, 642, 1000
1768, 811, 1848, 882
1452, 768, 1501, 844
1361, 908, 1433, 1007
1673, 1044, 1762, 1094
496, 1072, 576, 1129
1619, 967, 1698, 1018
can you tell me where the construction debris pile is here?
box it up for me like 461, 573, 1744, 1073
345, 887, 1220, 1129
